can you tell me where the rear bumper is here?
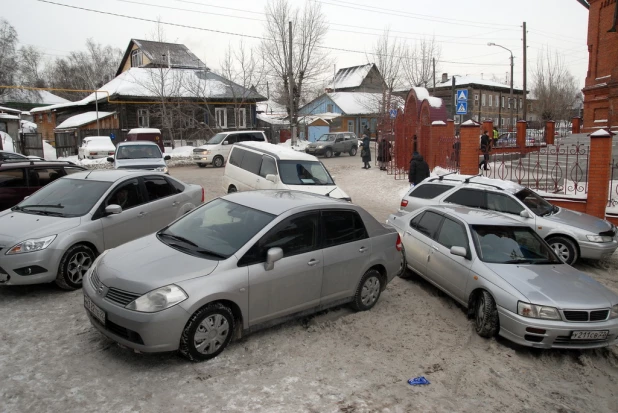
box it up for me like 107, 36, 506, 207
578, 239, 618, 261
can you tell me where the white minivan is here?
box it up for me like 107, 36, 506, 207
193, 130, 268, 168
222, 142, 351, 201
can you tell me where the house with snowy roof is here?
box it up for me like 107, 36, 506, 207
0, 89, 70, 113
326, 63, 386, 93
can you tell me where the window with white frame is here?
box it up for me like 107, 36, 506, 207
494, 118, 499, 125
137, 109, 149, 127
519, 98, 522, 109
502, 96, 505, 108
215, 108, 228, 129
474, 94, 479, 104
495, 95, 499, 107
235, 108, 247, 129
488, 95, 493, 107
508, 97, 511, 109
347, 120, 354, 132
185, 109, 196, 128
131, 49, 143, 68
501, 118, 505, 126
47, 113, 52, 123
482, 94, 486, 107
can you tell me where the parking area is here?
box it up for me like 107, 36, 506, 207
1, 155, 618, 413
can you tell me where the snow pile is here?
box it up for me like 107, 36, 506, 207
1, 131, 16, 152
278, 138, 310, 152
56, 112, 115, 129
43, 142, 57, 160
20, 120, 37, 133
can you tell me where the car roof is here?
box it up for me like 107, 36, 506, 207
117, 140, 159, 147
128, 128, 161, 134
218, 130, 265, 135
425, 174, 524, 194
235, 142, 319, 161
0, 160, 79, 168
222, 190, 349, 215
84, 136, 113, 140
62, 169, 161, 182
425, 205, 525, 226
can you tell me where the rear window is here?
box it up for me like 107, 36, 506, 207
409, 184, 454, 200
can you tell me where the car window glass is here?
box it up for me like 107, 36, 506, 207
240, 151, 263, 175
322, 210, 368, 247
409, 212, 423, 229
437, 218, 469, 250
471, 225, 560, 264
143, 176, 175, 201
106, 179, 143, 209
29, 168, 65, 187
335, 137, 343, 142
415, 211, 443, 239
487, 192, 524, 215
252, 133, 265, 141
225, 135, 238, 144
167, 177, 185, 193
259, 156, 277, 178
235, 134, 250, 143
64, 167, 84, 175
4, 152, 24, 160
0, 169, 26, 187
444, 189, 485, 209
409, 184, 454, 200
229, 147, 245, 166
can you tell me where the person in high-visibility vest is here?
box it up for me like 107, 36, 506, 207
493, 127, 499, 147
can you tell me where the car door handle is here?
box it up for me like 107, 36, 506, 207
172, 201, 179, 206
359, 247, 368, 253
307, 259, 320, 266
432, 245, 439, 251
138, 211, 148, 217
405, 231, 413, 236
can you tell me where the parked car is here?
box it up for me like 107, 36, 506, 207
388, 205, 618, 349
0, 170, 203, 289
305, 132, 358, 158
83, 190, 401, 360
399, 174, 617, 265
193, 130, 268, 168
223, 142, 351, 201
78, 136, 116, 160
126, 128, 164, 153
108, 141, 171, 174
0, 150, 44, 162
0, 160, 85, 211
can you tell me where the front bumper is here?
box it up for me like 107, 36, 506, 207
498, 306, 618, 349
0, 246, 64, 285
82, 271, 191, 352
305, 147, 327, 156
578, 239, 618, 260
193, 154, 213, 164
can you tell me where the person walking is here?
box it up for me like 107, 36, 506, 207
377, 137, 391, 171
408, 151, 430, 186
479, 130, 491, 171
493, 126, 499, 146
361, 134, 372, 169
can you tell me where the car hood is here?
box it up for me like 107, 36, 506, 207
114, 158, 166, 168
486, 263, 617, 309
285, 185, 350, 200
0, 212, 81, 246
543, 207, 612, 233
96, 234, 219, 294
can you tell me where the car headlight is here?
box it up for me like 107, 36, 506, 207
586, 235, 613, 243
611, 304, 618, 319
155, 166, 169, 173
6, 235, 57, 255
517, 302, 561, 320
317, 145, 324, 148
125, 284, 188, 312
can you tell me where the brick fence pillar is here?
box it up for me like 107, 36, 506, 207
545, 120, 555, 145
429, 121, 447, 170
572, 117, 581, 134
586, 129, 613, 219
446, 119, 455, 137
516, 120, 527, 148
459, 120, 481, 175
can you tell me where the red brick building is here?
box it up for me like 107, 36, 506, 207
582, 0, 618, 132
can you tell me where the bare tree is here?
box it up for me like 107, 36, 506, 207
0, 19, 18, 99
261, 0, 330, 137
18, 45, 45, 88
532, 48, 579, 124
402, 36, 441, 88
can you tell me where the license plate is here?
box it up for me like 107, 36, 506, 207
84, 295, 106, 325
571, 330, 608, 340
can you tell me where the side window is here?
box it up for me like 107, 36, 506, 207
167, 177, 185, 193
487, 192, 524, 215
225, 135, 238, 144
106, 179, 144, 210
322, 210, 368, 248
143, 176, 175, 201
239, 212, 319, 266
229, 148, 245, 166
236, 134, 251, 143
0, 169, 26, 188
437, 218, 469, 251
335, 137, 344, 142
415, 211, 443, 239
240, 151, 262, 175
409, 212, 424, 229
409, 184, 454, 200
252, 133, 266, 142
29, 168, 65, 187
259, 155, 277, 178
444, 189, 485, 209
63, 167, 84, 175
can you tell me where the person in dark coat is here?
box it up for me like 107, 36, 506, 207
376, 137, 391, 171
408, 151, 430, 185
479, 130, 491, 171
361, 134, 372, 169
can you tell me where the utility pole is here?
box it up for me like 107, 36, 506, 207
509, 53, 514, 131
432, 58, 436, 94
523, 21, 527, 123
288, 21, 296, 145
451, 75, 455, 119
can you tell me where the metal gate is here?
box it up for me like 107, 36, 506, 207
55, 132, 79, 158
22, 133, 44, 158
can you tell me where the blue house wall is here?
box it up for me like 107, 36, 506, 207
298, 95, 343, 115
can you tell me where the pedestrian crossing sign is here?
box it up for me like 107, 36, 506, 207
456, 89, 468, 101
456, 102, 468, 114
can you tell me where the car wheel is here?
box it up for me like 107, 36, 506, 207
334, 152, 341, 157
197, 163, 206, 168
351, 269, 383, 311
349, 147, 357, 156
55, 244, 96, 290
324, 148, 333, 158
227, 185, 237, 194
397, 244, 412, 279
474, 290, 499, 338
212, 156, 224, 168
179, 303, 235, 362
547, 236, 578, 265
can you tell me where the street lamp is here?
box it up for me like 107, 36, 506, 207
488, 42, 514, 131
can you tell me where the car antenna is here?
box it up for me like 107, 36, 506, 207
325, 187, 337, 197
463, 173, 482, 184
85, 170, 94, 180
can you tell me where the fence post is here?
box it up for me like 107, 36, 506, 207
446, 119, 455, 137
459, 120, 481, 175
586, 129, 614, 219
572, 117, 581, 134
545, 120, 555, 145
516, 120, 527, 148
430, 121, 447, 170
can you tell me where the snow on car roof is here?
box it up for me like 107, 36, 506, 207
128, 128, 162, 134
237, 141, 319, 161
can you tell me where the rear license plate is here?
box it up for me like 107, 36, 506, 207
571, 330, 608, 340
84, 295, 106, 325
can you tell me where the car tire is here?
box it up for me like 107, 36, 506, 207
197, 163, 206, 168
547, 236, 578, 265
351, 269, 383, 311
334, 152, 341, 157
179, 303, 235, 362
397, 245, 412, 279
474, 290, 499, 338
227, 185, 237, 194
349, 147, 357, 156
324, 148, 333, 158
55, 244, 96, 290
212, 156, 224, 168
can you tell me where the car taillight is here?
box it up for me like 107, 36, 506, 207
108, 151, 115, 155
89, 152, 98, 156
201, 187, 205, 203
396, 234, 402, 251
401, 199, 408, 207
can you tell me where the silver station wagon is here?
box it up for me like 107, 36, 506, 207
83, 191, 401, 361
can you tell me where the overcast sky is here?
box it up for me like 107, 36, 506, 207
7, 0, 589, 92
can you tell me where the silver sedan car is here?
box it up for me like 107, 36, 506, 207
388, 205, 618, 349
82, 191, 401, 361
0, 170, 202, 289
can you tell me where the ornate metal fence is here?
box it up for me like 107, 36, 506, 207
609, 158, 618, 209
481, 143, 589, 195
433, 136, 460, 173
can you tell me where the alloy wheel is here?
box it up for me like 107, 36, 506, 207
551, 243, 570, 263
361, 276, 380, 306
213, 157, 224, 167
194, 314, 230, 355
66, 252, 92, 284
476, 296, 486, 327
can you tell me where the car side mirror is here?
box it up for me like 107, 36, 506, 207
520, 210, 532, 219
265, 174, 278, 183
164, 155, 171, 161
450, 246, 468, 258
264, 247, 283, 271
105, 204, 122, 216
222, 141, 229, 145
107, 157, 114, 162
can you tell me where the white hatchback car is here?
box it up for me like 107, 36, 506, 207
78, 136, 116, 160
193, 131, 268, 168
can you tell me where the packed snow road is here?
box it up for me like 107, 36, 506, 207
1, 155, 617, 413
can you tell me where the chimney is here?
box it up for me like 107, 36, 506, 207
441, 73, 448, 83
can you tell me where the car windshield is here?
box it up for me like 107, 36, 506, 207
206, 133, 228, 145
158, 199, 275, 259
471, 225, 561, 264
317, 134, 335, 142
116, 145, 162, 159
278, 160, 335, 185
514, 188, 555, 216
13, 178, 112, 217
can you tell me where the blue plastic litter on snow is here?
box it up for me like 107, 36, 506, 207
408, 376, 430, 386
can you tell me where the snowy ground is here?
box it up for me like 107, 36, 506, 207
1, 155, 618, 413
58, 146, 197, 169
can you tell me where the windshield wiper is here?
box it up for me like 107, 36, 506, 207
504, 258, 534, 264
159, 232, 199, 247
21, 204, 65, 209
168, 242, 227, 259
